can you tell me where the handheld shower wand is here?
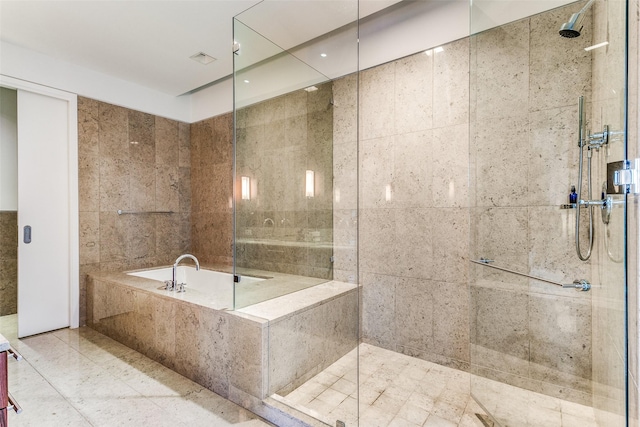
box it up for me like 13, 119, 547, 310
575, 96, 594, 261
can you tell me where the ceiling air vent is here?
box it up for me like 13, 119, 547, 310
190, 52, 216, 65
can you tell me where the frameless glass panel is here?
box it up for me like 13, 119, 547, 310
233, 18, 335, 310
233, 2, 359, 425
469, 1, 628, 426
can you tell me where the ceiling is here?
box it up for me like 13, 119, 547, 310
0, 0, 400, 97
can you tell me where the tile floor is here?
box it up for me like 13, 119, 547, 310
0, 314, 603, 427
278, 343, 599, 427
0, 315, 273, 427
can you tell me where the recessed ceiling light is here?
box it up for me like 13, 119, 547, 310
244, 80, 250, 83
320, 53, 327, 57
190, 52, 216, 65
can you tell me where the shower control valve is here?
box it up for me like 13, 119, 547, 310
587, 125, 609, 149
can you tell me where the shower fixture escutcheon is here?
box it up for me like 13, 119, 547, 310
562, 279, 591, 292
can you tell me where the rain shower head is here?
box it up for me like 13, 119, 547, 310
559, 0, 595, 38
559, 13, 584, 38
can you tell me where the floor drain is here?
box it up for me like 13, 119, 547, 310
475, 413, 495, 427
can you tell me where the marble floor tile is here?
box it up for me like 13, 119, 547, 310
0, 313, 606, 427
0, 315, 273, 427
278, 343, 602, 427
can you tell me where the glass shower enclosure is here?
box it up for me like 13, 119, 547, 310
231, 0, 631, 426
469, 0, 629, 426
232, 1, 359, 425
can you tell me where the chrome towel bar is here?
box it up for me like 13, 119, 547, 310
471, 259, 591, 291
117, 210, 174, 215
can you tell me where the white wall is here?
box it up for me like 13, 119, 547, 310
0, 86, 17, 210
0, 41, 191, 123
2, 1, 576, 122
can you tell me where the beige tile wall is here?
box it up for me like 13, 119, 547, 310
190, 113, 234, 266
0, 211, 17, 316
78, 97, 191, 325
341, 0, 604, 407
234, 84, 334, 279
469, 2, 595, 406
338, 37, 472, 370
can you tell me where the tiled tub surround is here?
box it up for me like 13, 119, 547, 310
78, 97, 191, 326
190, 113, 234, 267
235, 83, 334, 281
0, 211, 17, 316
469, 3, 594, 408
86, 268, 357, 423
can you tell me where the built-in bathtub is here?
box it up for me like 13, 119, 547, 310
86, 265, 358, 425
126, 266, 266, 310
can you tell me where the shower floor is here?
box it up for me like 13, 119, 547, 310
277, 343, 598, 427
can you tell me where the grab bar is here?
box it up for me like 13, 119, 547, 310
471, 259, 591, 291
117, 210, 173, 215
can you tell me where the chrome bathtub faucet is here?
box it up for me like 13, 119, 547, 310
167, 254, 200, 292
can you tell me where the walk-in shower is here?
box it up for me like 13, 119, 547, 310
230, 0, 629, 426
470, 0, 628, 426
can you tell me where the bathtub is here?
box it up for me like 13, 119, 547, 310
86, 266, 358, 424
126, 266, 265, 310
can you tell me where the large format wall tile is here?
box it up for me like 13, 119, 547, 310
362, 273, 397, 350
78, 97, 99, 157
77, 97, 191, 325
394, 53, 433, 134
357, 37, 472, 369
129, 110, 155, 164
190, 114, 233, 266
392, 130, 433, 209
433, 38, 470, 128
432, 124, 468, 208
231, 85, 334, 278
78, 154, 100, 212
473, 115, 530, 207
98, 103, 129, 160
474, 19, 530, 120
468, 3, 597, 406
360, 62, 396, 141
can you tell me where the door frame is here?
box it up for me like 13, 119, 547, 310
0, 74, 79, 329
